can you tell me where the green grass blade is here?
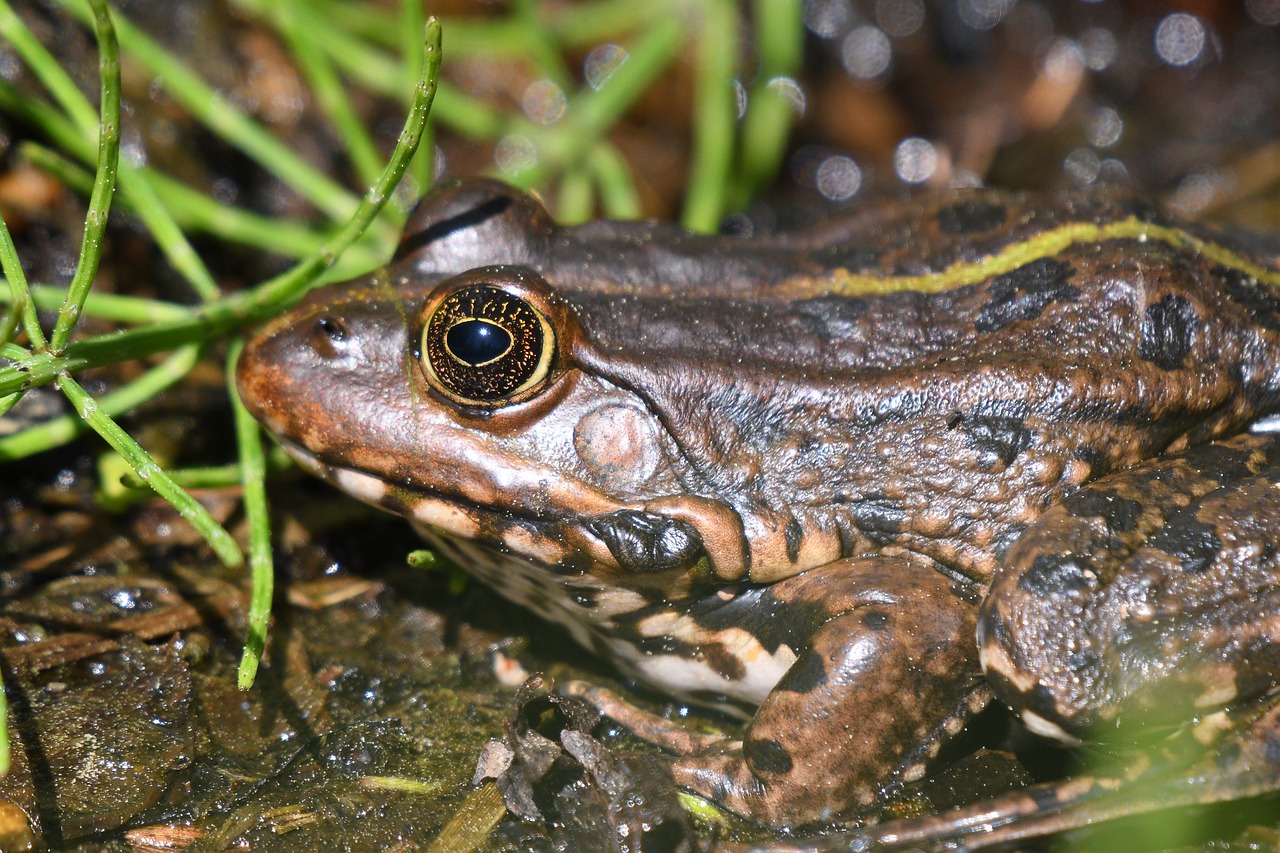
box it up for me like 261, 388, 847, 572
54, 0, 387, 236
734, 0, 803, 205
682, 0, 738, 232
0, 0, 97, 130
228, 17, 443, 317
0, 89, 218, 301
510, 14, 686, 188
0, 343, 201, 461
228, 340, 273, 689
0, 215, 34, 347
0, 283, 192, 325
49, 0, 121, 353
121, 445, 293, 490
0, 17, 442, 399
55, 374, 243, 568
273, 2, 384, 188
16, 139, 375, 270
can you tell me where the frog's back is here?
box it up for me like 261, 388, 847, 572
319, 179, 1280, 583
548, 190, 1280, 581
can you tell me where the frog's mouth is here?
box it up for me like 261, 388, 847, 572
274, 437, 748, 581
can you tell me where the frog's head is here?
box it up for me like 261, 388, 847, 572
237, 185, 767, 590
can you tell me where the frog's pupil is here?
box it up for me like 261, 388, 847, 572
447, 319, 511, 366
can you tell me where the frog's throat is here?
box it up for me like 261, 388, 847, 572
274, 438, 750, 581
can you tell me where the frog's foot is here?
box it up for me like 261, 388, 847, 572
561, 680, 732, 755
979, 432, 1280, 740
813, 693, 1280, 851
577, 557, 990, 828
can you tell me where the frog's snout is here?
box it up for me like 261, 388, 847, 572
235, 311, 330, 438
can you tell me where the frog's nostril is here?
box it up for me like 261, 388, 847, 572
310, 316, 349, 358
318, 316, 347, 341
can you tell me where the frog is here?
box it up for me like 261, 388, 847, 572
236, 177, 1280, 833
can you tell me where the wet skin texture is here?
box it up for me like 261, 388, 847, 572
238, 179, 1280, 828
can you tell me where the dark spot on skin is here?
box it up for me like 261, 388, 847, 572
778, 650, 828, 694
946, 411, 963, 430
784, 517, 803, 563
633, 636, 746, 681
936, 199, 1007, 234
1146, 517, 1222, 573
1217, 264, 1280, 332
1018, 553, 1099, 598
1061, 488, 1143, 532
849, 494, 907, 546
1074, 445, 1108, 470
680, 586, 833, 655
555, 552, 596, 577
1217, 738, 1244, 769
959, 401, 1034, 466
569, 588, 601, 609
978, 609, 1014, 653
1186, 442, 1257, 484
583, 510, 704, 574
392, 195, 514, 262
745, 739, 794, 775
834, 515, 861, 558
989, 523, 1028, 560
1066, 650, 1101, 677
1138, 293, 1199, 370
861, 610, 890, 630
1235, 635, 1280, 700
975, 258, 1079, 333
1026, 684, 1067, 723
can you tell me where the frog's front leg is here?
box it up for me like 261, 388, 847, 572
980, 432, 1280, 743
587, 557, 987, 827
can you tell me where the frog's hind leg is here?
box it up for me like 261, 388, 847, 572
830, 693, 1280, 851
579, 556, 988, 828
980, 431, 1280, 745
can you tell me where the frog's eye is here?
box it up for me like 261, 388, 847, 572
420, 283, 557, 407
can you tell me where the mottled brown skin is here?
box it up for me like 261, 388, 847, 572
237, 179, 1280, 830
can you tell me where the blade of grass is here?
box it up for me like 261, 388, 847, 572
682, 0, 739, 232
121, 444, 293, 490
0, 215, 35, 347
0, 1, 97, 129
733, 0, 803, 206
48, 0, 121, 353
589, 146, 641, 219
228, 340, 272, 689
311, 0, 670, 53
0, 343, 201, 460
556, 170, 596, 223
55, 373, 243, 567
272, 1, 384, 188
401, 0, 434, 199
54, 0, 394, 241
0, 18, 443, 399
16, 139, 381, 269
510, 14, 687, 187
19, 286, 191, 325
0, 2, 220, 303
213, 17, 443, 320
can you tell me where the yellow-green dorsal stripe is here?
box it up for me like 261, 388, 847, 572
818, 216, 1280, 297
